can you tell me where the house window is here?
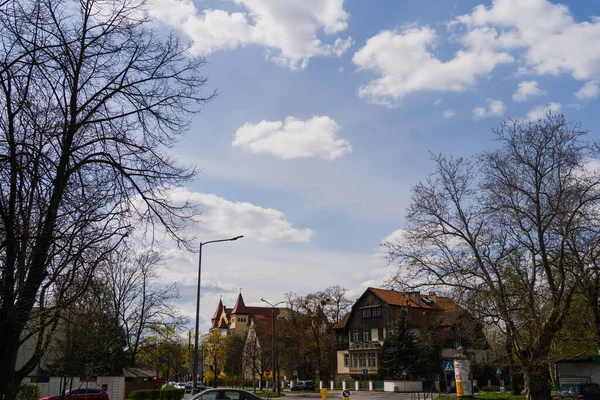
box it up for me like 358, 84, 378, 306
363, 329, 371, 342
344, 354, 349, 367
359, 353, 365, 367
353, 331, 360, 342
352, 354, 358, 367
378, 328, 384, 341
368, 353, 376, 367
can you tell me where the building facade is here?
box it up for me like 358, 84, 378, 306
333, 287, 487, 379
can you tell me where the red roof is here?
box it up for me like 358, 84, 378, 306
333, 312, 350, 330
211, 299, 224, 320
218, 318, 228, 329
231, 293, 250, 315
369, 288, 436, 309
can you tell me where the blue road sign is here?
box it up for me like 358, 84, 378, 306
342, 389, 351, 398
496, 368, 503, 375
402, 369, 408, 376
443, 361, 455, 373
363, 369, 368, 375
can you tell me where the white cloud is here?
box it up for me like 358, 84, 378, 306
433, 99, 442, 106
454, 0, 600, 81
232, 116, 351, 160
512, 80, 546, 102
352, 27, 513, 106
575, 81, 600, 100
472, 99, 506, 120
169, 187, 313, 243
147, 0, 353, 70
526, 102, 561, 121
443, 109, 456, 118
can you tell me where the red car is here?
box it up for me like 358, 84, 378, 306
40, 388, 109, 400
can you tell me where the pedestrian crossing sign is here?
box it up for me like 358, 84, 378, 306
443, 361, 454, 373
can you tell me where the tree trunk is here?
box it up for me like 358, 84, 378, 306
524, 364, 552, 400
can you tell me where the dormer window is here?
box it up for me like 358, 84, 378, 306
361, 306, 382, 318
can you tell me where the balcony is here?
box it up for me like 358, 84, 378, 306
349, 366, 378, 375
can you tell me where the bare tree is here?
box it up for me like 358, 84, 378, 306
0, 0, 212, 396
385, 114, 600, 400
102, 245, 185, 366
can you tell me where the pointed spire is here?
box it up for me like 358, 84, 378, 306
231, 292, 249, 315
211, 298, 224, 320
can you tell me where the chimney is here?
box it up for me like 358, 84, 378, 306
406, 291, 421, 306
428, 292, 437, 303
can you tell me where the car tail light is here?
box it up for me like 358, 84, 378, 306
576, 395, 585, 400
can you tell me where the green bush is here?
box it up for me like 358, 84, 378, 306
481, 386, 500, 392
4, 384, 42, 400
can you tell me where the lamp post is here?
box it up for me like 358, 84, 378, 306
193, 235, 244, 394
261, 298, 284, 394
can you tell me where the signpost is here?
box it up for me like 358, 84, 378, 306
443, 361, 455, 397
342, 389, 351, 400
402, 369, 407, 392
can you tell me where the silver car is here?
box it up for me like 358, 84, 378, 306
190, 388, 268, 400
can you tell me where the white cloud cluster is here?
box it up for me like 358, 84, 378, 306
472, 99, 505, 120
526, 102, 561, 121
169, 187, 313, 243
575, 81, 600, 100
352, 27, 513, 106
148, 0, 352, 70
443, 109, 456, 118
512, 80, 546, 102
232, 116, 351, 160
454, 0, 600, 81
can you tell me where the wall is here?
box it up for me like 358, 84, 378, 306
383, 380, 423, 392
557, 363, 600, 385
337, 350, 349, 374
23, 376, 125, 400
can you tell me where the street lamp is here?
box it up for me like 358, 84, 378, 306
193, 235, 244, 393
261, 298, 285, 394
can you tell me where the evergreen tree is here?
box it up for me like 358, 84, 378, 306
379, 310, 423, 379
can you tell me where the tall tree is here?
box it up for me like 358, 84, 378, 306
0, 0, 211, 396
204, 330, 227, 388
385, 114, 600, 400
378, 310, 423, 380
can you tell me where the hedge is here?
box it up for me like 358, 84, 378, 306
129, 389, 184, 400
481, 386, 501, 392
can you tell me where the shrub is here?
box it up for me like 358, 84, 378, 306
4, 384, 42, 400
481, 386, 500, 392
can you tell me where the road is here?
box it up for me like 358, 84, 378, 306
283, 391, 438, 400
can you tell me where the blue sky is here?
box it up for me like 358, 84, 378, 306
145, 0, 600, 331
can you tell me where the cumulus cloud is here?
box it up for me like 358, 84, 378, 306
575, 81, 600, 100
352, 27, 513, 106
232, 116, 351, 160
169, 187, 313, 243
472, 99, 506, 120
443, 109, 456, 118
147, 0, 353, 70
512, 80, 546, 102
454, 0, 600, 81
526, 102, 561, 121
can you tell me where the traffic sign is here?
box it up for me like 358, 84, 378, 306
402, 369, 408, 376
443, 361, 455, 373
362, 369, 368, 376
496, 368, 502, 375
265, 369, 271, 377
342, 389, 351, 399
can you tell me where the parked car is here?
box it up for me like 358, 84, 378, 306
174, 383, 185, 390
556, 383, 600, 400
186, 381, 207, 393
190, 388, 266, 400
291, 380, 315, 391
40, 388, 109, 400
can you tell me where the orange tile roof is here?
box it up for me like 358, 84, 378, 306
369, 288, 435, 309
333, 312, 350, 330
